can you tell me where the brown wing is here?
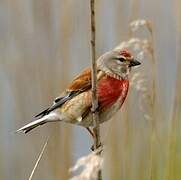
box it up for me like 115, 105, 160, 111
67, 68, 92, 92
35, 68, 105, 118
35, 68, 93, 118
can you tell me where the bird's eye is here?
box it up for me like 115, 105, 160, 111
118, 57, 126, 62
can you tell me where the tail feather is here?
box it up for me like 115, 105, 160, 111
17, 118, 47, 133
17, 112, 60, 133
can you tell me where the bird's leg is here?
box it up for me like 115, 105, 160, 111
91, 141, 103, 151
86, 127, 95, 138
90, 105, 99, 113
86, 127, 103, 151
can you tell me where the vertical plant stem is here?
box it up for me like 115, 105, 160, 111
90, 0, 102, 179
90, 0, 100, 151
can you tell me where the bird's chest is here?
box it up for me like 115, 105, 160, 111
97, 76, 129, 108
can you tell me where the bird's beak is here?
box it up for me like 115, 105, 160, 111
129, 59, 141, 67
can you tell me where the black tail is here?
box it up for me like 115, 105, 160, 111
34, 108, 50, 118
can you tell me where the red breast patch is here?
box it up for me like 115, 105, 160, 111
98, 76, 129, 108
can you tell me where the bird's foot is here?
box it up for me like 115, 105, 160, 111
91, 142, 103, 153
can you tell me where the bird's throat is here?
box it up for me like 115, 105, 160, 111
98, 76, 129, 108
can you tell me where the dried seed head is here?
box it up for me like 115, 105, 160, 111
69, 152, 103, 180
130, 19, 152, 33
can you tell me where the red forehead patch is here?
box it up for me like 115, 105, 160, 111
120, 50, 132, 58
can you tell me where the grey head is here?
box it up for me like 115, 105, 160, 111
97, 49, 141, 79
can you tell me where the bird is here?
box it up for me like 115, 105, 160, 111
17, 49, 141, 137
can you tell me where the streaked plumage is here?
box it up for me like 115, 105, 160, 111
17, 49, 141, 133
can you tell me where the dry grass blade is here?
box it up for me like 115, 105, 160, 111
28, 136, 50, 180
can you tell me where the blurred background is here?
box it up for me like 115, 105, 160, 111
0, 0, 181, 179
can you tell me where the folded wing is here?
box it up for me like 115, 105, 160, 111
35, 68, 92, 118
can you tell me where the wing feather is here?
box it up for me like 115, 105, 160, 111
35, 68, 93, 118
67, 68, 92, 91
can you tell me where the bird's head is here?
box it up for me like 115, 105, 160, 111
97, 49, 141, 79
